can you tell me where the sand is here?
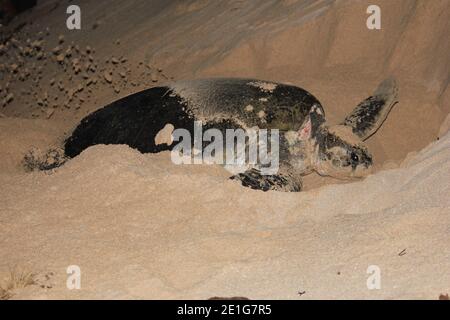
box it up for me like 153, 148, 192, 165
0, 0, 449, 299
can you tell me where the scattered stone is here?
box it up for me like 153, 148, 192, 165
65, 47, 72, 58
52, 46, 62, 54
151, 72, 158, 82
73, 64, 81, 74
5, 93, 14, 104
111, 57, 120, 64
258, 110, 266, 119
104, 71, 113, 83
45, 108, 55, 119
31, 40, 43, 50
58, 35, 65, 44
56, 54, 65, 63
10, 63, 19, 73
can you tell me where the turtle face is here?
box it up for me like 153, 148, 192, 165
313, 125, 373, 179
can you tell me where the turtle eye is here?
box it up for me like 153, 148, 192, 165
350, 152, 359, 163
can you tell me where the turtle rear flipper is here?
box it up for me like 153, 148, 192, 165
342, 77, 398, 141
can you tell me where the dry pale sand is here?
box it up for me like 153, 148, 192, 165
0, 0, 449, 299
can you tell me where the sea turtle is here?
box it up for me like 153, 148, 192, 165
64, 77, 398, 192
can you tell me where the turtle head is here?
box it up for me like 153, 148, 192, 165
313, 125, 373, 179
309, 77, 398, 179
290, 104, 372, 179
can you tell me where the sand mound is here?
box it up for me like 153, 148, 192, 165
0, 119, 449, 299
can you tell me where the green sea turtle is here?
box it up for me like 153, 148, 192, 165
64, 77, 398, 192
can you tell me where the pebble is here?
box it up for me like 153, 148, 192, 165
5, 93, 14, 104
104, 71, 113, 83
56, 54, 65, 63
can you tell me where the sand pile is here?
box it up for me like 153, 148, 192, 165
0, 119, 449, 299
0, 0, 449, 299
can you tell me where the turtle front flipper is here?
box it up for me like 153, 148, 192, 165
342, 77, 398, 141
230, 168, 302, 192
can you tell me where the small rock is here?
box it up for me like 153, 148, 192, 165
104, 71, 113, 83
31, 40, 43, 50
150, 72, 158, 82
5, 93, 14, 104
52, 46, 62, 54
10, 64, 19, 73
56, 54, 65, 63
73, 65, 81, 74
